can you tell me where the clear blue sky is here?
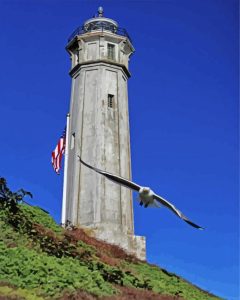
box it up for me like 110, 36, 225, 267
0, 0, 238, 299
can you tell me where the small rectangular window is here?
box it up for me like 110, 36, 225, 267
71, 133, 75, 149
108, 94, 114, 108
107, 44, 115, 60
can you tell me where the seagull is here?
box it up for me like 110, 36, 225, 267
78, 156, 203, 230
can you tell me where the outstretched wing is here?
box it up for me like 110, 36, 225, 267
153, 193, 204, 230
78, 156, 141, 192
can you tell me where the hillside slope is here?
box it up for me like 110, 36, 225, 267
0, 187, 222, 299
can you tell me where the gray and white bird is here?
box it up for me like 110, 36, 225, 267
78, 156, 203, 230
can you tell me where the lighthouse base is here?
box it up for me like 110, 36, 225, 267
80, 224, 146, 261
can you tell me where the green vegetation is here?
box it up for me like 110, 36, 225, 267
0, 285, 44, 300
0, 177, 222, 299
20, 205, 63, 234
0, 242, 114, 297
128, 262, 217, 300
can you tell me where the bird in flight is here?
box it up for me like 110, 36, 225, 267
78, 156, 204, 230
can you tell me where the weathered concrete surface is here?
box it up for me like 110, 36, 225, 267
81, 224, 146, 260
64, 27, 146, 260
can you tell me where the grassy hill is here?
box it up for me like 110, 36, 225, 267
0, 180, 222, 300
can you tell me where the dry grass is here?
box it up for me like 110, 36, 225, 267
60, 291, 97, 300
60, 286, 184, 300
65, 228, 139, 264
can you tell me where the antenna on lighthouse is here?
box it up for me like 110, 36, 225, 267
98, 6, 104, 17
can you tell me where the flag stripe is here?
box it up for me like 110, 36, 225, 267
51, 128, 66, 174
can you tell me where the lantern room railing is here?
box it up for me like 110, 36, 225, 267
68, 24, 132, 44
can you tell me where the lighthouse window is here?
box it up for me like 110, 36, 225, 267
71, 132, 75, 149
107, 44, 115, 60
108, 94, 114, 108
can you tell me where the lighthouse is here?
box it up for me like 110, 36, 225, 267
63, 7, 146, 260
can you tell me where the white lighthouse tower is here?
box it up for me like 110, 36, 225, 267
63, 7, 146, 260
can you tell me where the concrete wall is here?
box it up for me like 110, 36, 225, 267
65, 31, 146, 260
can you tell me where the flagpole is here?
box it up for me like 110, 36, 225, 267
61, 113, 70, 226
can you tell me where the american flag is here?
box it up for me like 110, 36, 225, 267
51, 128, 66, 174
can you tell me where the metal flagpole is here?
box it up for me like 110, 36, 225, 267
61, 113, 70, 226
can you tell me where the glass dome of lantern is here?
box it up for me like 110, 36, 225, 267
67, 7, 132, 44
84, 7, 118, 33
